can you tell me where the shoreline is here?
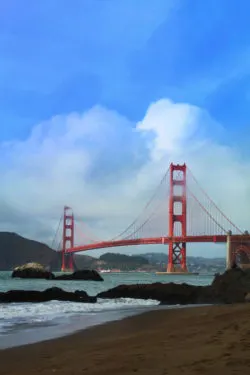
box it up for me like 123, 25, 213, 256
0, 303, 211, 350
1, 303, 250, 374
0, 303, 160, 350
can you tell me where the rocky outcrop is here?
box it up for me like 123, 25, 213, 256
0, 287, 96, 303
55, 270, 103, 281
12, 264, 103, 281
210, 268, 250, 303
98, 282, 212, 305
7, 268, 250, 306
12, 262, 54, 279
97, 269, 250, 305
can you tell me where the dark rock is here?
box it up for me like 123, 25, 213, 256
12, 262, 55, 279
55, 269, 103, 281
245, 292, 250, 302
97, 269, 250, 305
6, 268, 250, 306
0, 287, 96, 303
232, 261, 238, 269
210, 268, 250, 303
98, 282, 212, 305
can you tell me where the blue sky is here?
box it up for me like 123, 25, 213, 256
1, 0, 250, 140
1, 0, 250, 258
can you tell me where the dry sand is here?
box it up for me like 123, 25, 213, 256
1, 304, 250, 374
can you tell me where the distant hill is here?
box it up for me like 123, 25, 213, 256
99, 253, 149, 270
138, 252, 226, 273
138, 252, 225, 264
0, 232, 96, 271
0, 233, 151, 271
0, 232, 60, 271
0, 232, 226, 272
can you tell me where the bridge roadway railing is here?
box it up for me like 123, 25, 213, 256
63, 234, 250, 254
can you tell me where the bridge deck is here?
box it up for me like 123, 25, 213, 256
64, 235, 250, 253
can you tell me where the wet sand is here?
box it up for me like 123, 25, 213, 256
1, 304, 250, 374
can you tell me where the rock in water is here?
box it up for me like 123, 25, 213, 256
97, 268, 250, 305
0, 287, 96, 303
12, 262, 54, 279
55, 269, 103, 281
210, 268, 250, 303
97, 282, 211, 305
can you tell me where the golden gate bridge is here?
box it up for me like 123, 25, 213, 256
52, 163, 250, 273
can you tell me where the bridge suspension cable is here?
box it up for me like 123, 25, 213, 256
187, 168, 242, 234
187, 188, 227, 235
122, 195, 168, 240
51, 213, 63, 250
110, 167, 170, 241
74, 220, 101, 245
59, 163, 244, 256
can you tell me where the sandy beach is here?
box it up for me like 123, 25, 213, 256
1, 304, 250, 374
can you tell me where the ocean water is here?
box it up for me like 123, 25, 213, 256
0, 271, 213, 349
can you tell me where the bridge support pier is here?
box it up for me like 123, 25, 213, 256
61, 252, 74, 272
167, 242, 187, 273
226, 231, 233, 270
167, 163, 188, 273
61, 206, 75, 272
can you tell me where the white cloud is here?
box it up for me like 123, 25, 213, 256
137, 99, 200, 159
1, 98, 250, 257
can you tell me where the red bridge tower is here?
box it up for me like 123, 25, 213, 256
61, 206, 74, 272
167, 163, 188, 273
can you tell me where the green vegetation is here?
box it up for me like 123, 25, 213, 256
99, 252, 149, 270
